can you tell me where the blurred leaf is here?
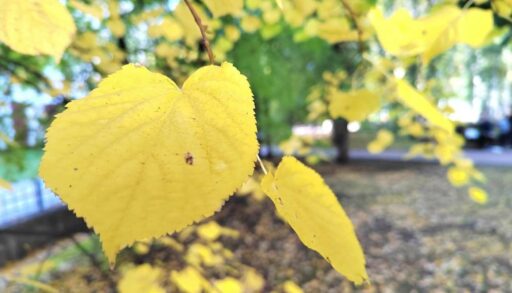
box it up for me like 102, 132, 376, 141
0, 0, 76, 61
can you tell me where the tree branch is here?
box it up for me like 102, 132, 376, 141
340, 0, 365, 55
0, 58, 51, 91
183, 0, 215, 65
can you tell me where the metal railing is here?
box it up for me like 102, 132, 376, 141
0, 179, 63, 228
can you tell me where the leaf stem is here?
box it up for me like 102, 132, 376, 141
183, 0, 215, 65
257, 155, 268, 175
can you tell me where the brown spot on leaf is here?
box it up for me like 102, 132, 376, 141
184, 152, 194, 166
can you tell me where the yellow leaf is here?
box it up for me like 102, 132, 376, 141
403, 122, 424, 137
317, 0, 343, 20
376, 129, 394, 145
317, 18, 367, 44
170, 267, 211, 293
453, 9, 493, 47
370, 6, 493, 62
247, 0, 263, 10
307, 99, 327, 121
224, 25, 241, 42
242, 268, 265, 291
185, 243, 224, 266
155, 43, 183, 61
468, 187, 488, 204
214, 37, 235, 53
133, 242, 150, 255
421, 6, 493, 63
40, 62, 258, 264
203, 0, 244, 17
107, 18, 126, 38
434, 144, 458, 165
367, 129, 394, 154
405, 143, 435, 159
283, 280, 304, 293
118, 265, 165, 293
447, 167, 469, 187
470, 168, 486, 183
215, 277, 243, 293
197, 221, 222, 241
275, 0, 285, 10
328, 89, 380, 122
0, 0, 76, 61
261, 156, 368, 284
492, 0, 512, 19
279, 135, 309, 156
263, 9, 282, 24
260, 23, 283, 40
238, 176, 266, 200
132, 8, 165, 24
108, 1, 120, 19
157, 236, 184, 252
369, 8, 427, 56
395, 79, 454, 133
241, 16, 262, 33
161, 17, 185, 41
283, 0, 317, 18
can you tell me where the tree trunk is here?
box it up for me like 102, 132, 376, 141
333, 118, 349, 163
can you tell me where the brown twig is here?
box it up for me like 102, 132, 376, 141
183, 0, 215, 64
0, 60, 47, 92
340, 0, 365, 55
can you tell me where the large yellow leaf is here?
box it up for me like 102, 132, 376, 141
328, 89, 380, 122
40, 62, 258, 263
203, 0, 244, 17
370, 6, 493, 63
0, 0, 76, 61
369, 8, 427, 56
261, 156, 368, 284
395, 79, 454, 133
421, 6, 493, 64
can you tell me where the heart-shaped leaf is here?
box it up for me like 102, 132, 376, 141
40, 62, 258, 263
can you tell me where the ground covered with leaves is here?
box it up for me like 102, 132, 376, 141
2, 161, 511, 292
